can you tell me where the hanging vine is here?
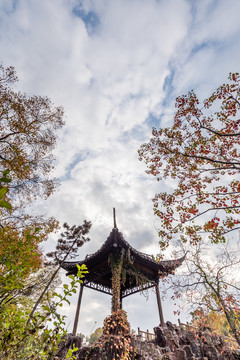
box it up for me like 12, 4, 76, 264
108, 249, 124, 313
109, 247, 151, 313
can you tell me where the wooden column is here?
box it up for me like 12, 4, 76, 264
155, 282, 164, 327
120, 289, 123, 309
72, 283, 84, 336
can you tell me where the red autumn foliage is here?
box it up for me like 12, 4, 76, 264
139, 72, 240, 248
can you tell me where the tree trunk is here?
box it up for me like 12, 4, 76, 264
111, 257, 122, 313
223, 306, 240, 346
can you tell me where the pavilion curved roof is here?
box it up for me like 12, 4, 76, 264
61, 227, 185, 298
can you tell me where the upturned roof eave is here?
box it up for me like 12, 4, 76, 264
60, 228, 186, 275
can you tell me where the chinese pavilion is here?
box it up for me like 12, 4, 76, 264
61, 210, 185, 335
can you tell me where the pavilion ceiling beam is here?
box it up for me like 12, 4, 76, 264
86, 259, 109, 273
84, 268, 112, 285
122, 282, 156, 298
84, 282, 112, 296
131, 261, 157, 277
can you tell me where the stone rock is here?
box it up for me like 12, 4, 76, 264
185, 331, 197, 344
200, 331, 213, 344
220, 348, 236, 360
233, 348, 240, 357
154, 326, 167, 347
179, 336, 187, 346
175, 348, 187, 360
74, 323, 239, 360
183, 345, 193, 359
202, 343, 218, 360
173, 335, 180, 347
55, 334, 81, 359
189, 341, 201, 357
162, 354, 173, 360
164, 329, 179, 352
166, 321, 176, 332
211, 333, 222, 347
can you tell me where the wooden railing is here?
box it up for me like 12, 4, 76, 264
137, 327, 155, 341
137, 320, 197, 341
178, 319, 198, 331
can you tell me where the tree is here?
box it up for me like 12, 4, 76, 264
0, 227, 43, 308
0, 63, 65, 317
0, 262, 87, 360
0, 63, 63, 309
0, 265, 60, 353
0, 64, 64, 212
46, 221, 91, 262
167, 240, 240, 345
139, 72, 240, 249
88, 327, 103, 345
0, 220, 91, 359
0, 64, 68, 359
190, 309, 236, 341
27, 221, 91, 325
0, 170, 11, 210
0, 65, 91, 359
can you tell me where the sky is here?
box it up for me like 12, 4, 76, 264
1, 0, 240, 336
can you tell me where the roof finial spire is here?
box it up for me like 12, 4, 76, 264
113, 208, 117, 228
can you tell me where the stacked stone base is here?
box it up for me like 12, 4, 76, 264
55, 322, 240, 359
135, 321, 240, 360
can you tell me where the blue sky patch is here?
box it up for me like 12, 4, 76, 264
188, 0, 219, 27
162, 68, 175, 105
190, 40, 222, 59
61, 152, 89, 181
145, 113, 161, 129
72, 7, 100, 35
0, 0, 19, 17
120, 124, 149, 143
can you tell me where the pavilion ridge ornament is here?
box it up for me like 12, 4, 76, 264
61, 209, 185, 335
